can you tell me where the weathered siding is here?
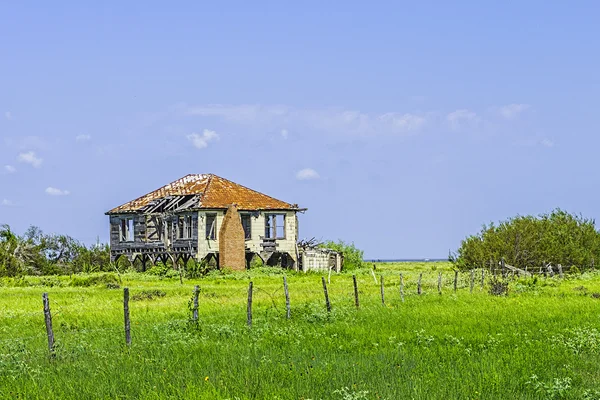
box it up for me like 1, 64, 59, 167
197, 210, 226, 259
197, 210, 298, 263
301, 249, 342, 272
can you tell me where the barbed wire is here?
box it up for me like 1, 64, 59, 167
0, 269, 566, 346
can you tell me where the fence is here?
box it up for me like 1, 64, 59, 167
7, 266, 568, 356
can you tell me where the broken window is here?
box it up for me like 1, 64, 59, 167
178, 216, 185, 239
241, 214, 252, 240
264, 214, 285, 239
186, 215, 193, 239
120, 217, 135, 242
205, 213, 217, 240
177, 215, 194, 239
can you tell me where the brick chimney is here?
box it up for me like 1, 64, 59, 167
218, 204, 246, 271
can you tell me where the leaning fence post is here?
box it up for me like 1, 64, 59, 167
399, 273, 405, 302
124, 287, 131, 346
42, 293, 55, 355
322, 276, 331, 313
380, 275, 385, 305
192, 285, 199, 322
437, 272, 442, 295
453, 270, 458, 292
352, 275, 359, 309
283, 276, 291, 319
247, 281, 253, 327
417, 273, 422, 295
470, 270, 475, 293
371, 267, 378, 284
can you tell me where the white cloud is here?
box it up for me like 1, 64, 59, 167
296, 168, 320, 181
76, 134, 91, 142
4, 165, 16, 174
180, 103, 429, 137
17, 151, 43, 168
4, 111, 12, 120
281, 129, 289, 139
184, 104, 289, 124
186, 129, 219, 149
45, 187, 70, 196
498, 104, 530, 120
446, 109, 479, 130
540, 138, 554, 148
1, 199, 13, 206
378, 113, 426, 131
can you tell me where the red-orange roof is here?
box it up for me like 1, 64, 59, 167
106, 174, 299, 214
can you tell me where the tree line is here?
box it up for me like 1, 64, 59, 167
451, 209, 600, 271
0, 224, 111, 277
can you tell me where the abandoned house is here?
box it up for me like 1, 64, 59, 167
105, 174, 342, 272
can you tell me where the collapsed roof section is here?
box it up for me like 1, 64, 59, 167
106, 174, 302, 215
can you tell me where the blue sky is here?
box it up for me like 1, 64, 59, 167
1, 2, 599, 259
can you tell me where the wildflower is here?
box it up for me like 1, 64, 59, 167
204, 376, 209, 381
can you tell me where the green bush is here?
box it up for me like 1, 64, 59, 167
452, 209, 600, 271
146, 264, 170, 277
319, 240, 365, 271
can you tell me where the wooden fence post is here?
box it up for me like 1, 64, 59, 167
437, 272, 442, 295
124, 287, 131, 346
247, 281, 253, 327
192, 285, 199, 322
417, 273, 422, 295
283, 276, 291, 319
380, 275, 385, 305
322, 276, 331, 313
453, 270, 458, 292
400, 273, 405, 302
470, 270, 475, 294
352, 275, 359, 309
42, 293, 55, 355
480, 268, 485, 290
558, 264, 564, 279
501, 258, 506, 278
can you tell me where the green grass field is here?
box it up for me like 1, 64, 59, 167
2, 262, 600, 399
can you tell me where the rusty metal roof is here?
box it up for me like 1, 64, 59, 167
106, 174, 299, 214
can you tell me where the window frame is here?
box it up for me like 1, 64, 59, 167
264, 213, 286, 240
205, 213, 217, 240
240, 213, 252, 240
119, 217, 135, 242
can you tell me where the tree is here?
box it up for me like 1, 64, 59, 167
319, 240, 365, 270
0, 224, 39, 276
0, 225, 111, 277
452, 209, 600, 271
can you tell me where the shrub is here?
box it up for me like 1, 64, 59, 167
452, 209, 600, 272
146, 264, 170, 277
185, 260, 214, 278
319, 240, 365, 271
489, 278, 509, 296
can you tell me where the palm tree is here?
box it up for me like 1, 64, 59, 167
0, 224, 39, 276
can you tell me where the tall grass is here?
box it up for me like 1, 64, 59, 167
1, 262, 600, 399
